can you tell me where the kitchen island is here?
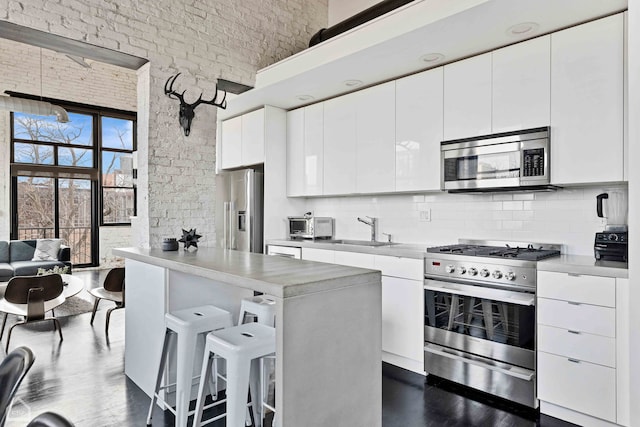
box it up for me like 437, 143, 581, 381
112, 247, 382, 427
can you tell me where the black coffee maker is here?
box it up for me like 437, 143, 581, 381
594, 192, 628, 262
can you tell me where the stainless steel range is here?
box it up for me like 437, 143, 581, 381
423, 239, 561, 408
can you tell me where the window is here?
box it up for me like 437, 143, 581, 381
9, 94, 136, 266
101, 116, 136, 225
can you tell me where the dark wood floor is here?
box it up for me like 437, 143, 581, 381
4, 271, 577, 427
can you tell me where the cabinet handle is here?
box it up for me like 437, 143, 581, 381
567, 358, 581, 364
567, 330, 581, 335
568, 273, 581, 277
567, 301, 581, 306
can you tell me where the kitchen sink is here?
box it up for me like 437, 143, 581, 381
323, 239, 398, 247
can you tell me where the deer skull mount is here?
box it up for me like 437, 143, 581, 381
164, 73, 227, 136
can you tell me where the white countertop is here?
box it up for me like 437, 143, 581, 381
113, 246, 380, 298
266, 239, 428, 259
537, 254, 628, 279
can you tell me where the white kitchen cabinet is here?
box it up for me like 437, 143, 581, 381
356, 82, 396, 194
301, 247, 335, 263
219, 115, 242, 170
304, 103, 324, 196
334, 251, 375, 269
286, 108, 305, 197
395, 68, 443, 192
323, 94, 357, 195
443, 52, 492, 140
219, 107, 281, 170
375, 255, 424, 373
538, 351, 616, 423
286, 104, 324, 196
537, 269, 629, 426
492, 35, 550, 133
242, 109, 265, 167
266, 244, 301, 259
550, 13, 624, 185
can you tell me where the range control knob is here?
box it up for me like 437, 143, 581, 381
445, 265, 455, 274
457, 266, 466, 275
608, 233, 619, 241
492, 270, 503, 279
505, 272, 516, 281
479, 269, 490, 278
468, 267, 478, 276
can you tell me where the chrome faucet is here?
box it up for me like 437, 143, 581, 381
357, 216, 377, 242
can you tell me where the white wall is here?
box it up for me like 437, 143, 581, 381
299, 185, 626, 256
1, 0, 328, 250
328, 0, 379, 26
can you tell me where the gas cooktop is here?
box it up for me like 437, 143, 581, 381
427, 243, 561, 261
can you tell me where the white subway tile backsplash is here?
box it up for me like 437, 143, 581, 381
502, 201, 523, 211
492, 194, 514, 201
513, 193, 535, 201
301, 186, 627, 256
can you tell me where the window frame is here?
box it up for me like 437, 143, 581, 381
98, 111, 137, 226
8, 92, 137, 227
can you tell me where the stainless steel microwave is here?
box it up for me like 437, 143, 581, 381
288, 217, 334, 239
441, 127, 553, 192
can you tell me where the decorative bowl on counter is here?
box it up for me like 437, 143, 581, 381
162, 238, 179, 251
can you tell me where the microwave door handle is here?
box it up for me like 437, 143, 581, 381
443, 141, 521, 159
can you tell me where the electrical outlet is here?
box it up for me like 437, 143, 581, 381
419, 209, 431, 222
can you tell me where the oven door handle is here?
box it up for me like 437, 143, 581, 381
424, 343, 535, 382
423, 279, 535, 306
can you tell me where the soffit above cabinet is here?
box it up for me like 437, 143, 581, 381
220, 0, 626, 120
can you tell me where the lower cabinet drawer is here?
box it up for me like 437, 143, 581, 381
538, 351, 616, 422
538, 297, 615, 337
538, 324, 615, 367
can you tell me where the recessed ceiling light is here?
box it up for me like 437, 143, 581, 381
507, 22, 539, 37
343, 79, 363, 87
420, 53, 445, 64
296, 95, 314, 101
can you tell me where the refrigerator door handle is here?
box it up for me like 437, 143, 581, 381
229, 201, 236, 250
223, 202, 230, 249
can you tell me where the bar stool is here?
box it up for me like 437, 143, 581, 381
193, 322, 276, 427
238, 295, 276, 326
146, 305, 234, 427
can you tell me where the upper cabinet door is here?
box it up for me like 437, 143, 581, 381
492, 35, 551, 133
395, 68, 443, 192
219, 115, 242, 170
443, 52, 492, 140
356, 82, 396, 194
324, 94, 357, 195
286, 108, 305, 197
304, 103, 324, 196
551, 14, 624, 185
241, 109, 265, 167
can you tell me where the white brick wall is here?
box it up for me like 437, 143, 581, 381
304, 185, 627, 256
1, 0, 329, 248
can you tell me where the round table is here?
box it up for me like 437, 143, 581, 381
60, 274, 84, 299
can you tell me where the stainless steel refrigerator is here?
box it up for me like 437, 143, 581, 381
215, 168, 264, 253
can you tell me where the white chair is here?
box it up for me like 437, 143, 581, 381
146, 305, 233, 427
238, 296, 276, 326
88, 267, 125, 338
193, 322, 276, 427
0, 274, 66, 352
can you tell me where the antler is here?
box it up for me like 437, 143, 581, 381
164, 73, 186, 103
164, 73, 227, 109
191, 84, 227, 110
